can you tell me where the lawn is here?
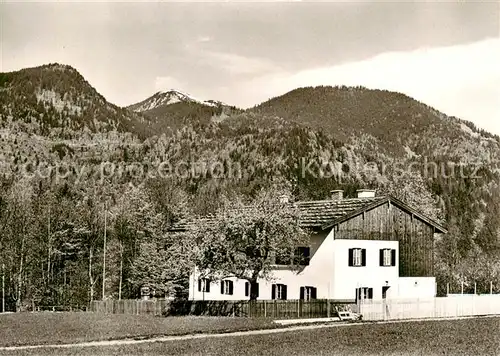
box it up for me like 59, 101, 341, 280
2, 316, 499, 356
0, 312, 276, 347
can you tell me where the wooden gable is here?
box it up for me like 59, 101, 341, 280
329, 198, 444, 278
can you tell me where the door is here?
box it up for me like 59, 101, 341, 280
382, 286, 391, 299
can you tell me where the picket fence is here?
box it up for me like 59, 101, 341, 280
90, 299, 356, 319
359, 294, 500, 321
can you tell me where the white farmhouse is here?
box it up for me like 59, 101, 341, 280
181, 190, 446, 302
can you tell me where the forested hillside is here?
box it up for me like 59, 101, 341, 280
0, 65, 499, 310
0, 63, 153, 138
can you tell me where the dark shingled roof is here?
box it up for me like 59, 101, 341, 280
169, 195, 447, 233
296, 196, 385, 228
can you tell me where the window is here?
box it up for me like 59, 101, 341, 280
293, 247, 311, 266
379, 248, 396, 266
300, 286, 317, 301
245, 282, 259, 298
197, 278, 210, 293
271, 284, 287, 300
348, 248, 366, 266
355, 287, 373, 300
220, 280, 234, 295
276, 247, 310, 266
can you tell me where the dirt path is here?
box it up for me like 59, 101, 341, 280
1, 314, 498, 351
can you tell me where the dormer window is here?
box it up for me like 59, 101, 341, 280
275, 247, 310, 266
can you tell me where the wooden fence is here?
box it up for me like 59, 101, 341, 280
91, 295, 500, 321
33, 305, 88, 312
359, 294, 500, 321
91, 299, 169, 316
90, 299, 357, 319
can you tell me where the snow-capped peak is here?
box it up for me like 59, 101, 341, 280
130, 89, 220, 112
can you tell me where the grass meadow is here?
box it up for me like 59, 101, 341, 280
0, 313, 499, 355
0, 312, 276, 347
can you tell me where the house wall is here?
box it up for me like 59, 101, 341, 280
188, 233, 432, 301
335, 202, 436, 277
189, 229, 335, 301
397, 277, 436, 298
331, 239, 399, 300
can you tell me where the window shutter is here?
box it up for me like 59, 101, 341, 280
198, 279, 202, 292
311, 287, 317, 300
391, 249, 396, 266
283, 285, 288, 300
361, 249, 367, 266
348, 249, 353, 266
300, 287, 305, 300
229, 281, 234, 295
255, 283, 259, 298
355, 288, 359, 301
245, 282, 249, 297
206, 280, 210, 293
368, 288, 373, 299
221, 280, 225, 294
271, 284, 276, 300
379, 249, 384, 266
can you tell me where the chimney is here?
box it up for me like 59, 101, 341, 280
279, 195, 290, 204
330, 189, 344, 201
357, 189, 376, 198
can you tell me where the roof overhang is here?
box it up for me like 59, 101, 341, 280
320, 195, 448, 234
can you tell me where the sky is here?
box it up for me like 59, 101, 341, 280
1, 1, 499, 135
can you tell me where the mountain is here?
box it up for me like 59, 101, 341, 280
0, 64, 499, 309
127, 90, 222, 112
251, 85, 500, 157
128, 90, 241, 132
0, 63, 152, 138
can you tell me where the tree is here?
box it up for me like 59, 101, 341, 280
74, 191, 104, 304
193, 189, 309, 300
114, 183, 194, 299
129, 231, 194, 299
4, 178, 35, 311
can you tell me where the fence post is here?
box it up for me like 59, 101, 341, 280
297, 300, 300, 319
383, 300, 388, 320
264, 300, 267, 318
327, 300, 330, 318
446, 283, 449, 296
474, 282, 477, 295
461, 281, 464, 295
490, 281, 493, 295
